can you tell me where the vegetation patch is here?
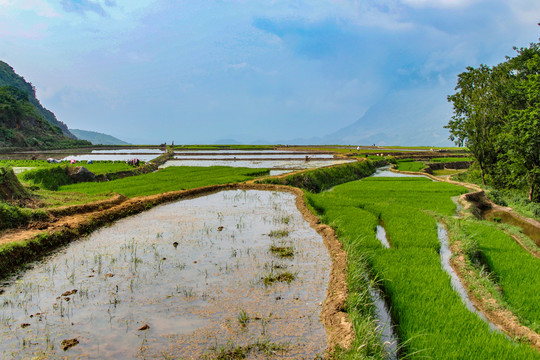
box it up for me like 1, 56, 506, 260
262, 270, 296, 286
269, 244, 294, 258
395, 159, 425, 172
58, 166, 269, 197
447, 218, 540, 333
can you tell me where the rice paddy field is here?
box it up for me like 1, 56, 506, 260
306, 176, 540, 359
1, 146, 539, 359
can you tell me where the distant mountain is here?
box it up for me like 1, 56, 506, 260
71, 129, 130, 145
0, 61, 76, 139
322, 88, 452, 146
281, 87, 453, 147
0, 86, 90, 149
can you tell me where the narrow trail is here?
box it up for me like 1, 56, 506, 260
392, 167, 540, 351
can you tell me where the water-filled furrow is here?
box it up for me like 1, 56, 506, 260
437, 223, 499, 331
376, 225, 391, 249
369, 285, 398, 359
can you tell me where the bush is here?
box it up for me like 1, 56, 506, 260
20, 165, 73, 190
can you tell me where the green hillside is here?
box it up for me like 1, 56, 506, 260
0, 85, 90, 149
71, 129, 130, 145
0, 61, 75, 139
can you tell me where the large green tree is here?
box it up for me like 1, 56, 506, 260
446, 38, 540, 201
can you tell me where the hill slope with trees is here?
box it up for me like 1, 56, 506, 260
0, 85, 90, 149
0, 61, 75, 139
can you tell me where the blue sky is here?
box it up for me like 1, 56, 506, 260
0, 0, 538, 145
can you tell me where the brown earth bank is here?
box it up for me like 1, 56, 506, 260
0, 181, 353, 356
392, 167, 540, 351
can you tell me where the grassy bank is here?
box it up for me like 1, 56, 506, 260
307, 177, 538, 358
259, 160, 380, 192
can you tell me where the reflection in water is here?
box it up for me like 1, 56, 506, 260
0, 190, 330, 359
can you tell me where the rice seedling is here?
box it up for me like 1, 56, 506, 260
269, 245, 294, 258
308, 176, 538, 359
268, 229, 289, 238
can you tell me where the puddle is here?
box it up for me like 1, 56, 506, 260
0, 190, 330, 359
369, 286, 398, 359
437, 223, 498, 331
376, 225, 391, 249
483, 210, 540, 246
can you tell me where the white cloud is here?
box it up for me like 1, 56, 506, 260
400, 0, 481, 8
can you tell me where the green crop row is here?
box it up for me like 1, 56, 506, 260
307, 177, 538, 359
58, 166, 269, 197
448, 219, 540, 333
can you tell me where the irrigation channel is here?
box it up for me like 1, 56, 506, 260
0, 190, 331, 359
368, 167, 504, 357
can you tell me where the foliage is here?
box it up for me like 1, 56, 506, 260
20, 165, 73, 190
0, 85, 90, 149
446, 39, 540, 201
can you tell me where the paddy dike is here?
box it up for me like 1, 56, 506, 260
0, 182, 354, 357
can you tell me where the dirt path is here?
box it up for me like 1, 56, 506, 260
391, 167, 540, 351
0, 181, 353, 356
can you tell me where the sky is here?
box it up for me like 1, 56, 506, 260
0, 0, 539, 145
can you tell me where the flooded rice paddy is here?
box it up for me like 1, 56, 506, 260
0, 190, 330, 359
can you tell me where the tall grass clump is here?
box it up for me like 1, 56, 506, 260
20, 165, 73, 190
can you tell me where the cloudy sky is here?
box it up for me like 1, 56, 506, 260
0, 0, 538, 145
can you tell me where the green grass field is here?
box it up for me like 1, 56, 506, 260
395, 160, 425, 172
449, 219, 540, 333
59, 166, 269, 197
307, 177, 538, 359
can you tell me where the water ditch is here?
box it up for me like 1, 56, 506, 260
0, 190, 330, 359
437, 223, 499, 331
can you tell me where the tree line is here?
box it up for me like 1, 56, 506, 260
446, 35, 539, 202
